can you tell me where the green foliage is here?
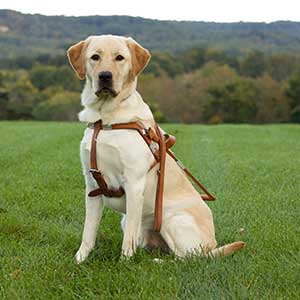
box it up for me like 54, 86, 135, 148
204, 79, 258, 123
267, 54, 300, 82
1, 71, 38, 119
2, 10, 300, 57
33, 90, 81, 121
0, 72, 9, 118
0, 44, 300, 123
30, 65, 82, 91
179, 48, 206, 72
285, 73, 300, 122
239, 51, 267, 78
254, 75, 290, 123
202, 74, 291, 124
145, 51, 184, 77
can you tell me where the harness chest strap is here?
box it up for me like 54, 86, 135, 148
88, 120, 160, 197
88, 120, 215, 232
89, 120, 125, 198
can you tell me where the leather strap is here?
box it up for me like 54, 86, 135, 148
153, 125, 167, 232
90, 120, 101, 171
88, 120, 125, 198
111, 122, 160, 161
166, 149, 215, 201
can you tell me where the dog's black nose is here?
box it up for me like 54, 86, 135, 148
98, 71, 112, 82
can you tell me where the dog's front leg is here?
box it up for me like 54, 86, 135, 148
75, 183, 103, 264
121, 177, 146, 258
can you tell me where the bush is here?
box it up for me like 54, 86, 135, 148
29, 65, 82, 91
32, 91, 81, 121
285, 73, 300, 122
254, 75, 290, 123
239, 51, 267, 78
203, 78, 258, 123
5, 72, 39, 119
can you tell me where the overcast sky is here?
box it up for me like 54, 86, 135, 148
2, 0, 300, 22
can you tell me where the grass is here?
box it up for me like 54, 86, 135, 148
0, 121, 299, 300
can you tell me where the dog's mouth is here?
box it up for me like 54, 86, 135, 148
95, 87, 117, 98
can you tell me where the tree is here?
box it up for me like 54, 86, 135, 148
179, 63, 238, 123
203, 78, 258, 123
286, 73, 300, 122
5, 72, 38, 119
29, 65, 82, 91
239, 51, 267, 78
32, 91, 81, 121
139, 63, 239, 123
146, 51, 184, 77
0, 71, 9, 119
179, 47, 206, 72
267, 54, 298, 82
254, 75, 290, 123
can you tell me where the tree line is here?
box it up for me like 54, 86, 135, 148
2, 10, 300, 57
0, 48, 299, 123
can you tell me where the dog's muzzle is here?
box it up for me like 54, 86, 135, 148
95, 71, 117, 98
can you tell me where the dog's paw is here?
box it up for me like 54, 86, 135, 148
121, 247, 134, 259
75, 246, 91, 264
121, 239, 136, 259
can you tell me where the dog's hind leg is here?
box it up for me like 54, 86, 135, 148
159, 212, 217, 257
160, 211, 245, 258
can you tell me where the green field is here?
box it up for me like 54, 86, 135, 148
0, 122, 299, 299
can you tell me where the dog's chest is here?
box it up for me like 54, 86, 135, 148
80, 127, 153, 211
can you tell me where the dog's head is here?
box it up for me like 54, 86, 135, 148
67, 35, 150, 100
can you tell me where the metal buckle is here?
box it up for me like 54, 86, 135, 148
103, 124, 112, 130
90, 168, 101, 173
141, 128, 147, 135
150, 142, 157, 153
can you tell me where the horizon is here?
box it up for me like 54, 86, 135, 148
1, 8, 299, 24
2, 0, 300, 23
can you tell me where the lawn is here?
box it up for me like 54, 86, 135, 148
0, 122, 299, 300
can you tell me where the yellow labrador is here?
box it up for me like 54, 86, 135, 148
67, 35, 244, 263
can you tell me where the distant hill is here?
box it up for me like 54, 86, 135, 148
1, 9, 300, 58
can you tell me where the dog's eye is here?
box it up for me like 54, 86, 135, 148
91, 54, 100, 61
115, 55, 125, 61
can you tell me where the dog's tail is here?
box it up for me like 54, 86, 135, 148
209, 241, 245, 258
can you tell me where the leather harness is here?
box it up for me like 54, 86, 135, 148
88, 120, 215, 232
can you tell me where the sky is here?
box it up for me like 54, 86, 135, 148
2, 0, 300, 23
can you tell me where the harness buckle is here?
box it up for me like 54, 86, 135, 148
141, 128, 147, 135
150, 141, 158, 153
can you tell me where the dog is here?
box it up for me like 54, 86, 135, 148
67, 35, 245, 263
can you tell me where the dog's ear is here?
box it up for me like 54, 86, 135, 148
127, 37, 151, 78
67, 40, 87, 80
